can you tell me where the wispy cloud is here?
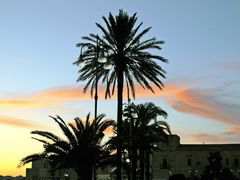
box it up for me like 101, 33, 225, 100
190, 133, 221, 144
189, 126, 240, 144
1, 81, 239, 126
32, 86, 89, 100
0, 86, 86, 108
0, 85, 167, 108
0, 115, 47, 129
165, 86, 240, 124
0, 100, 58, 107
220, 61, 240, 71
129, 82, 239, 125
222, 126, 240, 139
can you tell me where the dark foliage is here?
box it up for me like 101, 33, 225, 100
201, 151, 222, 180
19, 114, 116, 180
169, 174, 186, 180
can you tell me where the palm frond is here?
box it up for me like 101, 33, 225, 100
49, 116, 77, 147
19, 154, 44, 167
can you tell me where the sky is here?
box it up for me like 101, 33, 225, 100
0, 0, 240, 176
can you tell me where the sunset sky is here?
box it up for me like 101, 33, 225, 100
0, 0, 240, 176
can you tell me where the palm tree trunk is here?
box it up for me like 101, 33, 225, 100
117, 68, 124, 180
140, 148, 145, 180
146, 152, 150, 180
75, 168, 93, 180
94, 77, 98, 180
93, 165, 97, 180
131, 148, 137, 180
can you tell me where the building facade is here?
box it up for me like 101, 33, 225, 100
26, 135, 240, 180
25, 160, 111, 180
152, 135, 240, 180
0, 176, 25, 180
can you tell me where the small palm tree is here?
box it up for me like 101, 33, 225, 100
122, 102, 171, 180
19, 114, 116, 180
75, 10, 167, 180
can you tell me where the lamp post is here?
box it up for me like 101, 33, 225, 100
76, 35, 109, 180
76, 35, 113, 180
76, 35, 107, 120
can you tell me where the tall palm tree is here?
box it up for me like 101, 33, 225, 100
19, 114, 116, 180
122, 102, 171, 180
76, 10, 167, 180
75, 10, 167, 180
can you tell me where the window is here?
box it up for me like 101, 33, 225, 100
226, 158, 229, 166
162, 159, 168, 168
43, 162, 48, 168
187, 158, 192, 166
234, 158, 239, 166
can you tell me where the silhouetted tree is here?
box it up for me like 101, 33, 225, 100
19, 114, 116, 180
128, 102, 170, 180
74, 9, 167, 180
201, 151, 222, 180
108, 102, 170, 180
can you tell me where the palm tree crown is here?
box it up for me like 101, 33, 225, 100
19, 114, 116, 180
97, 9, 167, 99
122, 102, 171, 180
123, 102, 170, 143
75, 10, 167, 99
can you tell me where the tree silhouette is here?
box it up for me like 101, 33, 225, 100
201, 151, 222, 180
109, 102, 170, 180
19, 114, 116, 180
96, 10, 167, 180
124, 102, 170, 180
74, 9, 167, 180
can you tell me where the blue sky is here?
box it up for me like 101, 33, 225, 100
0, 0, 240, 176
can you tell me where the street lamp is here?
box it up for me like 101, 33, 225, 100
76, 35, 110, 120
128, 104, 138, 180
76, 35, 113, 180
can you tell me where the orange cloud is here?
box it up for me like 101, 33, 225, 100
0, 85, 168, 109
0, 115, 47, 129
0, 100, 58, 107
1, 82, 239, 126
136, 84, 239, 125
223, 127, 240, 138
126, 83, 239, 125
168, 88, 239, 124
190, 133, 222, 144
0, 83, 178, 107
32, 85, 161, 100
32, 86, 89, 100
188, 126, 240, 144
32, 84, 181, 101
0, 86, 86, 108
